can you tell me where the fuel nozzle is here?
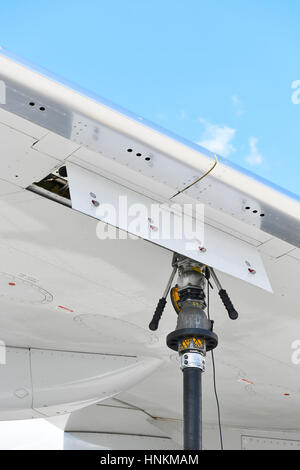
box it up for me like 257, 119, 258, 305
166, 258, 218, 354
165, 256, 218, 451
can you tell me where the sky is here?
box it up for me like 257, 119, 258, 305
0, 0, 299, 196
0, 0, 299, 449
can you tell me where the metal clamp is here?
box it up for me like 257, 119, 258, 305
180, 352, 206, 371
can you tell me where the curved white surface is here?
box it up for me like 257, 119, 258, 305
0, 347, 160, 419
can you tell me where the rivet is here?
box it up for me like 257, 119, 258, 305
14, 388, 29, 399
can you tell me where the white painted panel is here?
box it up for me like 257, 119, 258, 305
259, 238, 296, 258
0, 347, 32, 411
31, 348, 160, 416
69, 146, 175, 200
70, 112, 207, 193
242, 435, 300, 450
0, 346, 160, 419
0, 179, 22, 197
0, 122, 59, 187
34, 133, 80, 160
0, 409, 42, 421
64, 432, 180, 450
67, 162, 272, 291
0, 108, 48, 140
69, 147, 270, 247
65, 404, 168, 437
289, 248, 300, 261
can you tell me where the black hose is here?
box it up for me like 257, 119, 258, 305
183, 367, 202, 450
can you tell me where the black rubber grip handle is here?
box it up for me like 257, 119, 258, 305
149, 298, 167, 331
219, 289, 239, 320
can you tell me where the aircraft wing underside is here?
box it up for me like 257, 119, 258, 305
0, 50, 299, 449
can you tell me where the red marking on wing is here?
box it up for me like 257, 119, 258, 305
57, 305, 74, 313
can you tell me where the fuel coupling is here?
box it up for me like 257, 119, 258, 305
166, 256, 218, 363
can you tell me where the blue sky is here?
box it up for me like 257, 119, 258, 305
0, 0, 299, 196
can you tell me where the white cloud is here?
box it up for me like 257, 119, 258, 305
197, 118, 236, 157
245, 137, 263, 165
232, 95, 244, 116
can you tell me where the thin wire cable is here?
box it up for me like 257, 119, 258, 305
170, 154, 218, 199
207, 281, 224, 450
